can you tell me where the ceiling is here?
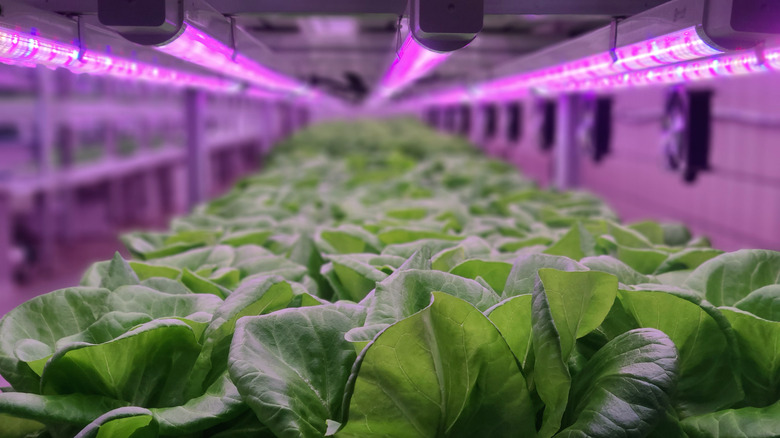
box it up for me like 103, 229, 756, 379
236, 14, 613, 101
15, 0, 670, 102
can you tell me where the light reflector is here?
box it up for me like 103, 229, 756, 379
375, 35, 450, 99
157, 25, 310, 95
0, 25, 239, 92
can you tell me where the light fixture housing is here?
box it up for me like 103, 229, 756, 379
543, 46, 780, 93
155, 24, 310, 96
409, 0, 482, 53
0, 24, 238, 93
97, 0, 184, 45
95, 0, 313, 97
480, 26, 723, 98
703, 0, 780, 50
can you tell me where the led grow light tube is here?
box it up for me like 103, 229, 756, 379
0, 25, 239, 93
374, 35, 450, 100
482, 26, 723, 97
542, 45, 780, 93
407, 26, 733, 108
156, 25, 311, 96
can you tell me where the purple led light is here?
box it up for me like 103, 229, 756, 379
476, 26, 724, 98
157, 25, 310, 95
613, 27, 721, 70
0, 27, 80, 67
0, 25, 240, 92
543, 47, 780, 92
376, 35, 450, 99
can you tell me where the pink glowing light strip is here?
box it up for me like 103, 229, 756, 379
157, 25, 310, 95
377, 35, 450, 99
542, 46, 780, 93
0, 25, 239, 92
480, 26, 723, 97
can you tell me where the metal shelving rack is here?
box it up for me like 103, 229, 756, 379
0, 63, 307, 291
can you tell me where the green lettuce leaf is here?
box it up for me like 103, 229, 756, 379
558, 328, 679, 438
531, 269, 618, 438
617, 288, 743, 416
229, 303, 365, 438
734, 285, 780, 322
680, 400, 780, 438
503, 253, 588, 298
683, 249, 780, 306
449, 260, 512, 293
337, 292, 536, 437
720, 308, 780, 407
40, 319, 202, 408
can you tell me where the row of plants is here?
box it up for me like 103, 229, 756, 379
1, 119, 778, 437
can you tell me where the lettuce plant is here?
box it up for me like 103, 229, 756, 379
1, 120, 778, 438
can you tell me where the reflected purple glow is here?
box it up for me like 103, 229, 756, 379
157, 25, 311, 96
0, 25, 239, 92
377, 35, 450, 99
481, 27, 723, 97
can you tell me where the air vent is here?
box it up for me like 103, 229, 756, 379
483, 104, 498, 140
662, 87, 713, 183
506, 102, 523, 144
539, 100, 556, 151
578, 96, 612, 162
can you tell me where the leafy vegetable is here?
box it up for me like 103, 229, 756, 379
558, 328, 679, 438
337, 292, 536, 437
0, 120, 776, 437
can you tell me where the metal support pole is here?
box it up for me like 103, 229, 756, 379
452, 107, 463, 137
35, 192, 56, 273
34, 67, 55, 175
0, 191, 12, 294
258, 102, 272, 155
229, 144, 245, 181
104, 123, 118, 158
264, 103, 279, 148
555, 94, 582, 190
135, 119, 159, 225
105, 123, 125, 227
34, 67, 57, 272
57, 126, 77, 241
185, 89, 208, 209
56, 126, 75, 168
469, 104, 484, 149
141, 168, 162, 226
139, 120, 152, 151
156, 166, 175, 216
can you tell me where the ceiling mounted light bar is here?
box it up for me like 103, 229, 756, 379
407, 0, 780, 107
412, 25, 726, 105
39, 0, 669, 17
543, 45, 780, 93
414, 39, 780, 108
0, 24, 239, 93
482, 26, 723, 97
97, 0, 315, 97
155, 24, 312, 96
372, 35, 450, 101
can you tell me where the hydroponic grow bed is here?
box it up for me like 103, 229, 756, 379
0, 119, 778, 438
